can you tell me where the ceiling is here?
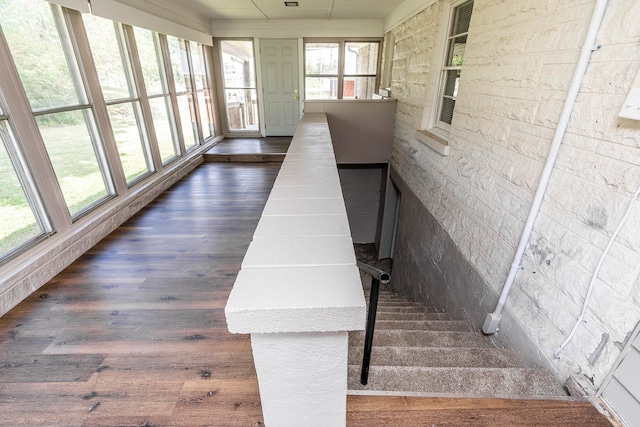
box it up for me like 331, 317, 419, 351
149, 0, 408, 21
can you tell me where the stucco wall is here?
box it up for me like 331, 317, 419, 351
386, 0, 640, 390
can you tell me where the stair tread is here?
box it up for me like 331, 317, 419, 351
348, 365, 567, 396
348, 346, 529, 368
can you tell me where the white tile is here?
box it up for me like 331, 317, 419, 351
242, 236, 356, 268
254, 215, 351, 237
262, 198, 347, 216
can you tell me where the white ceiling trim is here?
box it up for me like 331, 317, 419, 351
91, 0, 213, 45
211, 19, 384, 38
384, 0, 438, 33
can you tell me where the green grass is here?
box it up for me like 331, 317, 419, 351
1, 115, 156, 257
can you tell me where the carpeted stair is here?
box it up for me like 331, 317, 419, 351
347, 288, 567, 397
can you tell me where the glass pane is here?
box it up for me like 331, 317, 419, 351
221, 41, 256, 89
0, 0, 83, 109
440, 97, 456, 124
148, 96, 179, 163
225, 89, 259, 132
107, 102, 151, 183
190, 43, 207, 90
448, 35, 467, 67
344, 42, 379, 75
454, 1, 474, 35
177, 94, 197, 149
36, 110, 111, 216
305, 77, 338, 100
168, 36, 191, 93
197, 90, 214, 139
134, 28, 167, 96
443, 69, 461, 98
305, 43, 339, 75
84, 15, 134, 101
343, 77, 376, 100
0, 122, 45, 258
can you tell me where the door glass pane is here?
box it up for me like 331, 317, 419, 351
36, 111, 110, 216
221, 41, 256, 88
107, 102, 151, 182
305, 43, 339, 75
220, 41, 258, 132
305, 77, 338, 100
0, 122, 45, 258
0, 0, 84, 110
344, 42, 379, 75
224, 89, 258, 132
84, 15, 133, 101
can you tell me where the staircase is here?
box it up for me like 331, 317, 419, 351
347, 285, 567, 398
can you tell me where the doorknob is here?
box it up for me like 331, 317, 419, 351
294, 96, 299, 100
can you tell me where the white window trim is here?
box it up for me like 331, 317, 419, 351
417, 0, 471, 155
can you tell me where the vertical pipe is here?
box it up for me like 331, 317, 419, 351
482, 0, 610, 335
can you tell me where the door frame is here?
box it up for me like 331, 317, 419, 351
212, 37, 262, 137
255, 38, 305, 137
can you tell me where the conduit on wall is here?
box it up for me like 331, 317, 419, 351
482, 0, 610, 335
554, 184, 640, 358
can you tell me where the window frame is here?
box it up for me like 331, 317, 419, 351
0, 101, 53, 263
304, 38, 382, 100
83, 15, 156, 188
428, 0, 473, 141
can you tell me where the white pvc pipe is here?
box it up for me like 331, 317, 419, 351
483, 0, 610, 334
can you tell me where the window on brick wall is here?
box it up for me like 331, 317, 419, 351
304, 39, 381, 100
434, 0, 473, 137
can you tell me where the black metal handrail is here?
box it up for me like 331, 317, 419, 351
357, 261, 391, 385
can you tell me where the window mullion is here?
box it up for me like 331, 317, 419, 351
122, 24, 163, 172
338, 40, 345, 99
184, 41, 204, 145
0, 19, 69, 232
161, 34, 187, 155
67, 9, 126, 196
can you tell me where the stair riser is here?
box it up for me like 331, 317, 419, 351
349, 330, 494, 348
348, 366, 566, 396
348, 347, 528, 368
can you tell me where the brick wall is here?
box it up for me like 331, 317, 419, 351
387, 0, 640, 389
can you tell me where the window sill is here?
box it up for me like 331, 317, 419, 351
415, 129, 450, 156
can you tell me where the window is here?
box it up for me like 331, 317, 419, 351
0, 99, 50, 261
84, 14, 154, 186
190, 42, 215, 139
219, 40, 259, 133
168, 36, 199, 150
304, 39, 381, 100
435, 0, 473, 133
1, 0, 115, 218
133, 28, 181, 164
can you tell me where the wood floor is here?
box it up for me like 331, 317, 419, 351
0, 163, 613, 426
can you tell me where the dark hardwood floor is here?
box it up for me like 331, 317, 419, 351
0, 162, 613, 426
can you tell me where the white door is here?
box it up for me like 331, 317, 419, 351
600, 326, 640, 426
260, 39, 300, 136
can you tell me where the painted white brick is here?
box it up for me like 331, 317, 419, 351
388, 0, 640, 391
